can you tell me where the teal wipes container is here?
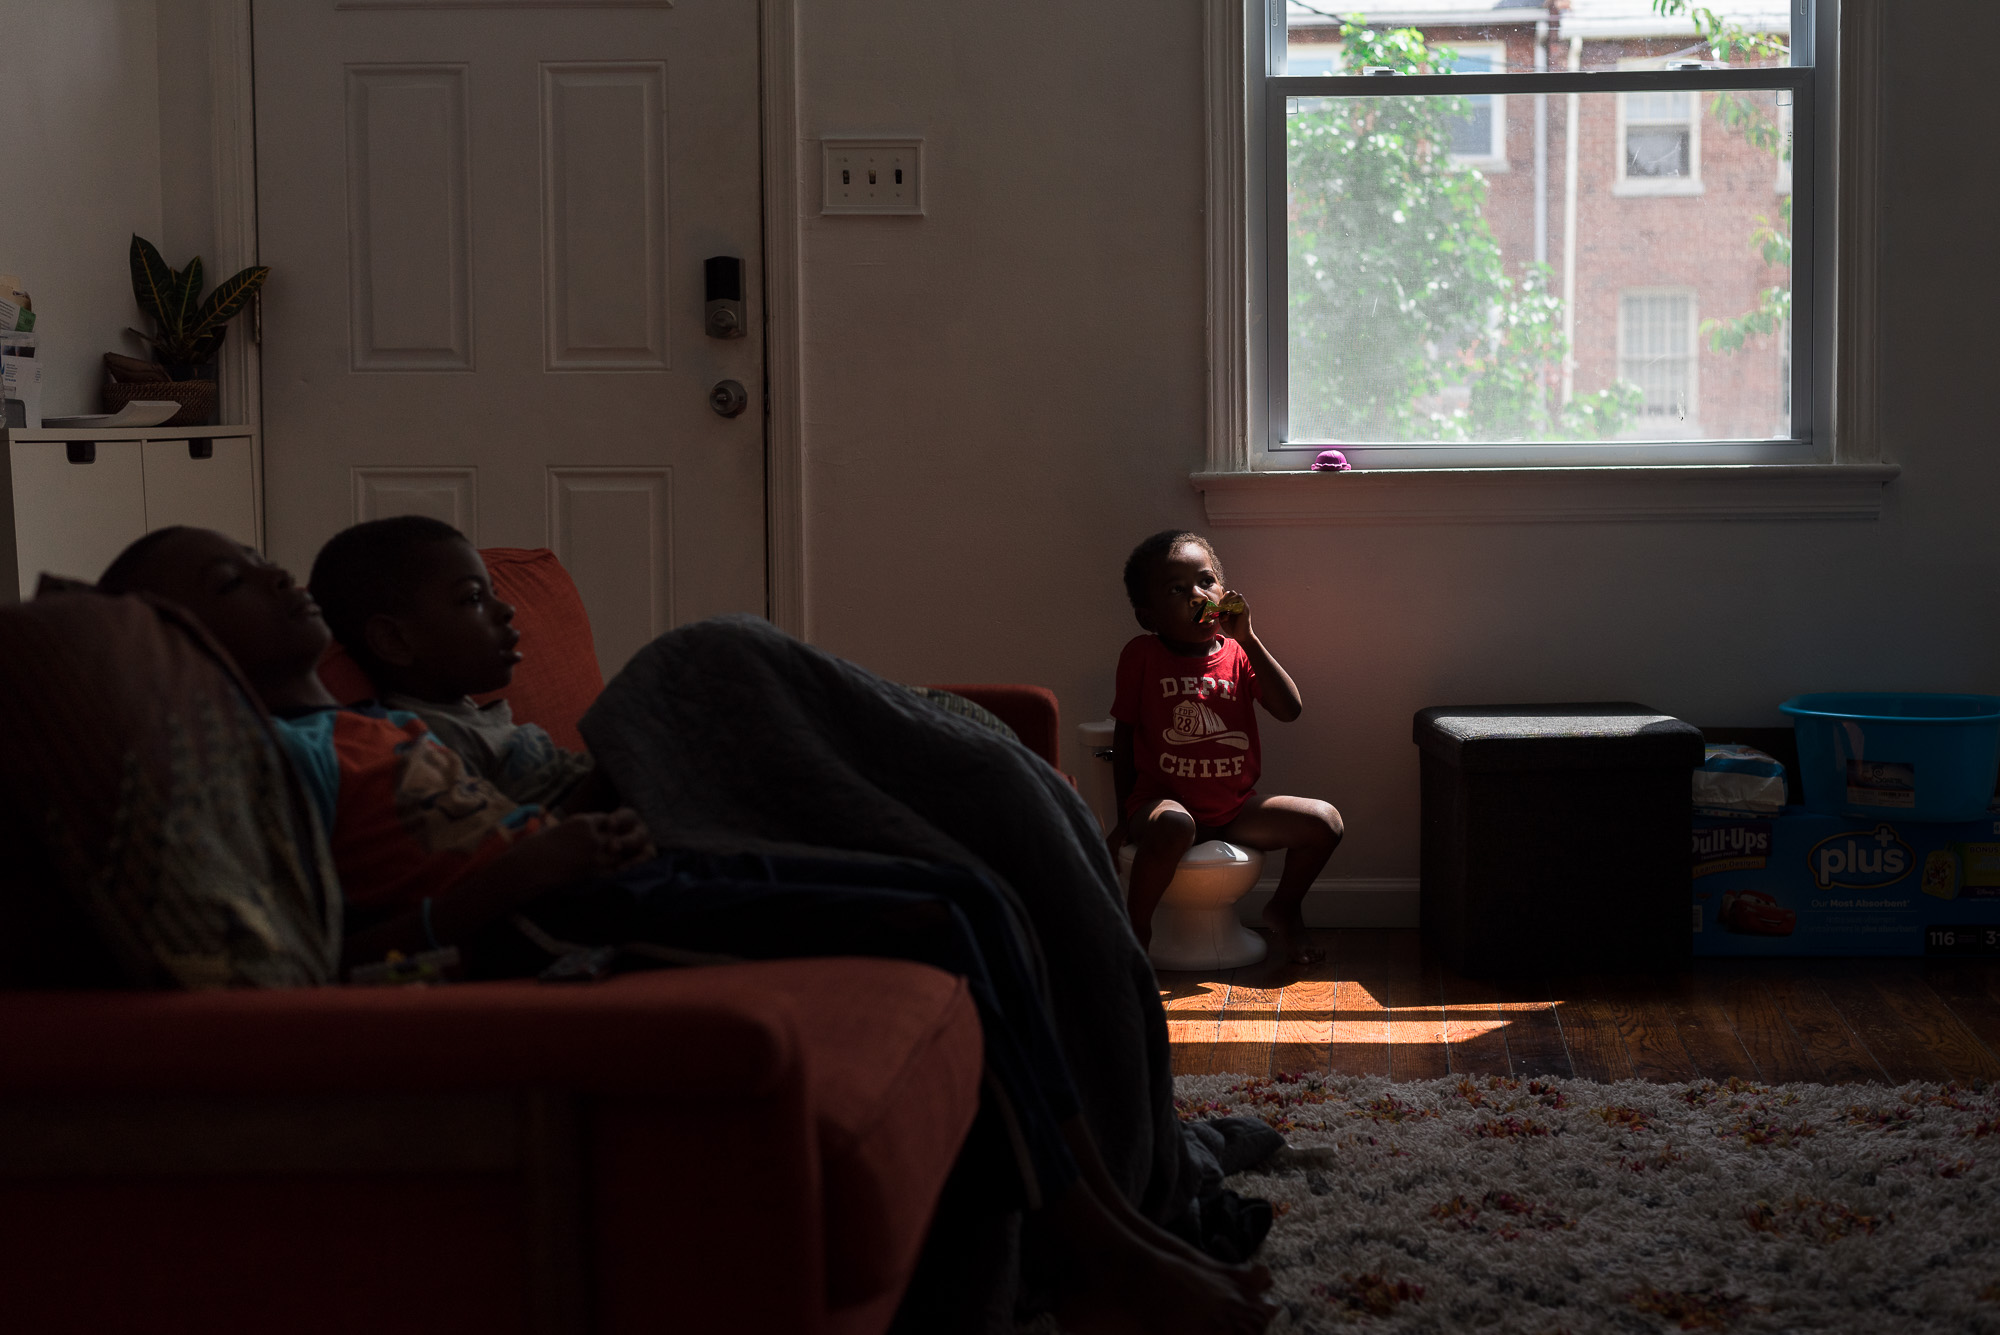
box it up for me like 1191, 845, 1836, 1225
1780, 693, 2000, 822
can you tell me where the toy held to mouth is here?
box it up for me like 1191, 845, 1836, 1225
1196, 592, 1249, 624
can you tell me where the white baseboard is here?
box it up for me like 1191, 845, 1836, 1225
1237, 878, 1420, 930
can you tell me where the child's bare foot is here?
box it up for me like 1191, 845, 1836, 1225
1260, 906, 1324, 965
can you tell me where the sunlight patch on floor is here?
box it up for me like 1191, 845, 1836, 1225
1158, 984, 1565, 1047
1171, 1018, 1517, 1043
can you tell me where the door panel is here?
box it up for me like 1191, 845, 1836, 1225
547, 466, 672, 677
255, 2, 765, 675
345, 65, 474, 371
352, 466, 479, 537
542, 63, 670, 371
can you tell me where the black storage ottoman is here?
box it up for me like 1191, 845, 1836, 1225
1414, 703, 1705, 977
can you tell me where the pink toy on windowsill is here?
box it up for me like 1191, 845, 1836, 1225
1311, 449, 1351, 472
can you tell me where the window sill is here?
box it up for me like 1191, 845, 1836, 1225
1190, 463, 1900, 526
1612, 179, 1704, 197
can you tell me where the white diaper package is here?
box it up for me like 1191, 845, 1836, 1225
1693, 743, 1788, 814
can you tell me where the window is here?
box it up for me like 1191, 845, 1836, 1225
1619, 289, 1699, 434
1256, 0, 1823, 469
1616, 82, 1701, 195
1445, 42, 1508, 170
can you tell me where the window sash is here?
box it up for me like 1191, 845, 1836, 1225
1262, 65, 1815, 466
1269, 67, 1811, 97
1624, 88, 1694, 123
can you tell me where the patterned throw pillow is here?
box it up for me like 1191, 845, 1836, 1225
900, 684, 1022, 746
0, 589, 341, 988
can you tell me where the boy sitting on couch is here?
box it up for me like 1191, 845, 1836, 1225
96, 526, 652, 965
307, 515, 1018, 807
308, 515, 599, 811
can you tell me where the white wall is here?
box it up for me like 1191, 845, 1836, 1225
797, 0, 2000, 885
0, 0, 165, 418
154, 0, 217, 270
798, 0, 1211, 738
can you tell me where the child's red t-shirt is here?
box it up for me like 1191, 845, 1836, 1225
1110, 633, 1262, 827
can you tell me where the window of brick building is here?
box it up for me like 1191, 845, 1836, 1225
1279, 35, 1508, 169
1619, 289, 1700, 434
1283, 34, 1340, 78
1446, 42, 1508, 170
1616, 81, 1702, 196
1253, 0, 1820, 469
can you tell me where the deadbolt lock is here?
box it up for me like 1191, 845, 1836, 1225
706, 306, 742, 338
709, 379, 749, 418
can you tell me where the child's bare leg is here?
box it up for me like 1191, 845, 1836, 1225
1218, 796, 1342, 965
1126, 801, 1196, 950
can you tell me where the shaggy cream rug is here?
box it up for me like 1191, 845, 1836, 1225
1163, 1072, 2000, 1334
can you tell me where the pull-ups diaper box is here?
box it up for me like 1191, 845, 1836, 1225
1692, 809, 2000, 957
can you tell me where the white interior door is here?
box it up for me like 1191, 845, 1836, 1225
254, 1, 766, 675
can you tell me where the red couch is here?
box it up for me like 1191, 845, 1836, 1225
0, 552, 1065, 1335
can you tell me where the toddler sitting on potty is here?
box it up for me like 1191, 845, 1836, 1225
1107, 531, 1343, 965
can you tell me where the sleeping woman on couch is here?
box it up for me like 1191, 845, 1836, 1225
95, 525, 1278, 1335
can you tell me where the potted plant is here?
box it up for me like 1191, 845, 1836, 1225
104, 235, 269, 426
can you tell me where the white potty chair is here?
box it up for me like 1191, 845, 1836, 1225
1075, 719, 1269, 971
1118, 841, 1268, 971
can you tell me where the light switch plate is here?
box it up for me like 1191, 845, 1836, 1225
821, 137, 923, 215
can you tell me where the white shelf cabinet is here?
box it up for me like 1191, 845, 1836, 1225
1, 426, 259, 601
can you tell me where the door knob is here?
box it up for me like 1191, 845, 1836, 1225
709, 379, 749, 418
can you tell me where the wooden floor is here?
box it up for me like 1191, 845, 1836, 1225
1160, 930, 2000, 1085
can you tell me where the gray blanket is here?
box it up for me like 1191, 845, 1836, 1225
577, 615, 1192, 1223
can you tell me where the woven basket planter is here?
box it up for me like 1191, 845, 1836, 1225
102, 378, 216, 428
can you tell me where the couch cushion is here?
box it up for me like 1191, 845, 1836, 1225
318, 547, 604, 752
0, 958, 984, 1322
929, 683, 1061, 768
0, 969, 802, 1097
0, 591, 341, 988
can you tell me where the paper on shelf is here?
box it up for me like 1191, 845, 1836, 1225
2, 331, 41, 429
